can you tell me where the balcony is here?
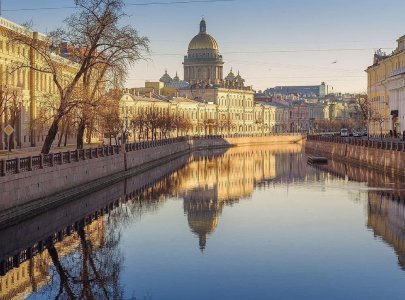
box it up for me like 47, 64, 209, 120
390, 67, 405, 78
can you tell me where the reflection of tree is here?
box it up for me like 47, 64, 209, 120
42, 219, 123, 299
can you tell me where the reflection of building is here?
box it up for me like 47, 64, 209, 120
173, 144, 304, 250
309, 154, 405, 270
0, 219, 105, 300
368, 192, 405, 270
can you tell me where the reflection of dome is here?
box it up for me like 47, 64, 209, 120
185, 194, 221, 252
188, 213, 219, 252
188, 18, 219, 51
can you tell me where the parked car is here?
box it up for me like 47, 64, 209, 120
340, 128, 349, 137
352, 129, 362, 137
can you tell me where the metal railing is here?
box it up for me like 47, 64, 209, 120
0, 134, 306, 177
307, 135, 405, 152
125, 136, 188, 152
0, 145, 120, 177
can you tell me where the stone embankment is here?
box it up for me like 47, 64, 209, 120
306, 136, 405, 177
0, 134, 304, 223
0, 153, 191, 270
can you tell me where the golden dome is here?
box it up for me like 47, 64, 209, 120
188, 33, 218, 51
188, 18, 219, 51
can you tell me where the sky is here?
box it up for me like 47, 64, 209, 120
1, 0, 404, 93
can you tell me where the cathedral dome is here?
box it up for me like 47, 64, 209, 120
159, 69, 172, 84
188, 18, 219, 51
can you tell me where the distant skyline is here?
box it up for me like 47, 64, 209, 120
1, 0, 404, 93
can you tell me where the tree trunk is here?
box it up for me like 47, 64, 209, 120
57, 132, 64, 148
77, 119, 86, 150
64, 125, 70, 147
9, 132, 15, 150
0, 122, 3, 150
57, 119, 67, 147
41, 115, 62, 154
86, 122, 93, 145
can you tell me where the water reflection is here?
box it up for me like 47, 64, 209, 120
368, 192, 405, 270
179, 144, 307, 251
2, 143, 405, 299
311, 158, 405, 272
0, 218, 120, 300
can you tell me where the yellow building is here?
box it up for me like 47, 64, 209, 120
0, 17, 96, 150
366, 36, 405, 135
121, 19, 285, 137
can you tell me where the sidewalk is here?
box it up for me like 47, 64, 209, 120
0, 143, 102, 159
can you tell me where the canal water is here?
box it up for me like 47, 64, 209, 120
2, 143, 405, 299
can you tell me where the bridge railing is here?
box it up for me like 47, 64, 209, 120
307, 135, 405, 152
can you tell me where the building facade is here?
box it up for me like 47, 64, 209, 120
0, 17, 80, 150
120, 18, 290, 138
265, 82, 330, 98
366, 36, 405, 135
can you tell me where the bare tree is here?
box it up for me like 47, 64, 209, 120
8, 0, 149, 154
218, 114, 235, 134
145, 106, 161, 140
0, 86, 14, 149
131, 111, 147, 142
371, 111, 389, 140
173, 113, 193, 137
0, 86, 23, 150
100, 100, 122, 145
356, 94, 372, 137
202, 118, 217, 135
159, 113, 176, 139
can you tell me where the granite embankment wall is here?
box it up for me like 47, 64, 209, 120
0, 154, 190, 262
306, 139, 405, 177
0, 135, 304, 212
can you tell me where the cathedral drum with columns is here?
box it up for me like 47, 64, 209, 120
183, 18, 224, 85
